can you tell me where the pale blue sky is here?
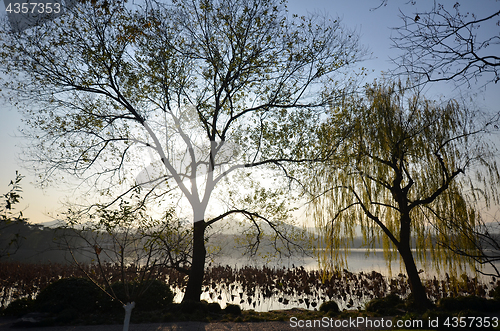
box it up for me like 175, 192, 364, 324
1, 0, 499, 224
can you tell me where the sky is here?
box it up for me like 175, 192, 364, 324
0, 0, 499, 225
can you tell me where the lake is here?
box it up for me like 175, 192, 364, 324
211, 248, 500, 279
179, 248, 500, 312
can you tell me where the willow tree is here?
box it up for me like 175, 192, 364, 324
310, 81, 500, 309
0, 0, 364, 302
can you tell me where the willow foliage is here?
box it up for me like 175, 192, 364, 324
310, 81, 500, 277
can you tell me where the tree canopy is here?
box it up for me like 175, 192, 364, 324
0, 0, 364, 302
309, 81, 500, 309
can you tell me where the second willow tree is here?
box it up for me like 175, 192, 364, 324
310, 82, 500, 309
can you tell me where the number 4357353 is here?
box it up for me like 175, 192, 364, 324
443, 316, 498, 328
6, 2, 61, 14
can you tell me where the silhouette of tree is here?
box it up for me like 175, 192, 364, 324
309, 81, 500, 310
0, 0, 364, 302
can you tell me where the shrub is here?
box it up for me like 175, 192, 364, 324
170, 300, 216, 322
109, 280, 174, 312
437, 295, 499, 312
489, 283, 500, 300
224, 304, 242, 315
403, 294, 435, 312
365, 294, 404, 315
35, 278, 105, 314
207, 302, 222, 313
3, 297, 35, 317
178, 300, 209, 314
457, 308, 487, 318
135, 280, 174, 311
319, 300, 339, 313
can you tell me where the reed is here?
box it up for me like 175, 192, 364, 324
0, 261, 492, 312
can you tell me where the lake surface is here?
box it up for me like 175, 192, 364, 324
211, 248, 500, 280
182, 248, 500, 312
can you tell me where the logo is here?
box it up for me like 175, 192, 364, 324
3, 0, 78, 32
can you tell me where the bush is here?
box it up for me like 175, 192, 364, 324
489, 284, 500, 300
35, 278, 105, 314
365, 294, 404, 315
437, 295, 499, 312
457, 308, 487, 318
3, 297, 35, 317
403, 294, 435, 312
207, 302, 222, 313
178, 300, 210, 314
319, 300, 339, 313
136, 280, 174, 311
109, 280, 174, 312
224, 304, 242, 316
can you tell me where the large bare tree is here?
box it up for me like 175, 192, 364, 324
0, 0, 364, 302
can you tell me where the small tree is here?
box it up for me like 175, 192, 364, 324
309, 81, 500, 309
0, 172, 26, 260
61, 200, 181, 330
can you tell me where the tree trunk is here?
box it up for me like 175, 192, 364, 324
182, 220, 206, 303
398, 240, 432, 310
122, 302, 135, 331
397, 212, 432, 310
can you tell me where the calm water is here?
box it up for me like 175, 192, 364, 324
211, 248, 500, 279
181, 249, 500, 311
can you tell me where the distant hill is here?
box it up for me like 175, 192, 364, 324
0, 219, 88, 264
4, 218, 499, 266
35, 219, 66, 228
